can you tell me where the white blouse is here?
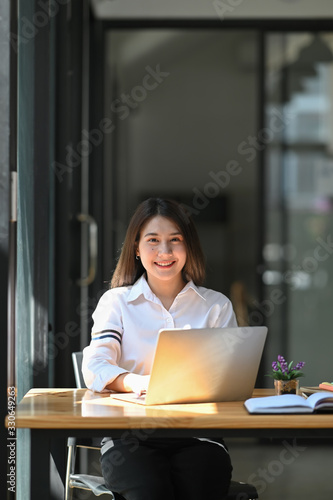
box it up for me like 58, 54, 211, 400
82, 275, 237, 393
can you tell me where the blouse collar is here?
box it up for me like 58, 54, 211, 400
127, 274, 206, 303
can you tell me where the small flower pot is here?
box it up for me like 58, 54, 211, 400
274, 379, 299, 395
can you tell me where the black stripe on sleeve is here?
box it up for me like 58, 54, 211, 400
91, 329, 122, 344
92, 334, 122, 345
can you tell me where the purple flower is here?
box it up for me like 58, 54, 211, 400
267, 355, 306, 380
292, 361, 305, 371
277, 355, 288, 373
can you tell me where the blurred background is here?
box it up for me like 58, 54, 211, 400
93, 28, 333, 388
1, 1, 333, 499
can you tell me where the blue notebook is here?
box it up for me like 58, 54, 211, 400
244, 392, 333, 414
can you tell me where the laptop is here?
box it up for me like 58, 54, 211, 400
111, 326, 267, 406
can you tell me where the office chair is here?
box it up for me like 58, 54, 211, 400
65, 352, 259, 500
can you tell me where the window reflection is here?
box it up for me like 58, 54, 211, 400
264, 33, 333, 387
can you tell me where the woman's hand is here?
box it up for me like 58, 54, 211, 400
123, 373, 150, 396
106, 373, 150, 396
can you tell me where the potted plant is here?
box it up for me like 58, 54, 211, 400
266, 355, 305, 395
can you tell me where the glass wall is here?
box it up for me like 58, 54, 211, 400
103, 29, 260, 310
102, 29, 333, 387
264, 33, 333, 386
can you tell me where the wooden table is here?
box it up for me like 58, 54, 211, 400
10, 388, 333, 499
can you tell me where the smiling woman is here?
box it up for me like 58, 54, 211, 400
111, 197, 206, 288
136, 215, 187, 305
82, 197, 237, 500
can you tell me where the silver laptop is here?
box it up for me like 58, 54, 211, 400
111, 326, 267, 406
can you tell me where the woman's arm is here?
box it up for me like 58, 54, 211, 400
82, 289, 130, 392
83, 342, 150, 394
216, 298, 238, 327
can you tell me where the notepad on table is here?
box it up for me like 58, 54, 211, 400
244, 392, 333, 414
319, 382, 333, 392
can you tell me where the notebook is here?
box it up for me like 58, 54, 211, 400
111, 326, 268, 406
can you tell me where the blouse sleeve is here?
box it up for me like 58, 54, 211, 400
214, 297, 238, 328
82, 290, 128, 392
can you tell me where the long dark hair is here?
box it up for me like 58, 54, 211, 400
111, 198, 206, 288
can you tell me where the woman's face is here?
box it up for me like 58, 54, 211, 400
137, 215, 187, 287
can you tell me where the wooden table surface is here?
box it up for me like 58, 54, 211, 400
12, 388, 333, 431
11, 387, 333, 500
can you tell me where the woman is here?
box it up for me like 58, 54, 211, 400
83, 197, 237, 500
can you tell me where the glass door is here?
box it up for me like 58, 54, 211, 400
263, 33, 333, 386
